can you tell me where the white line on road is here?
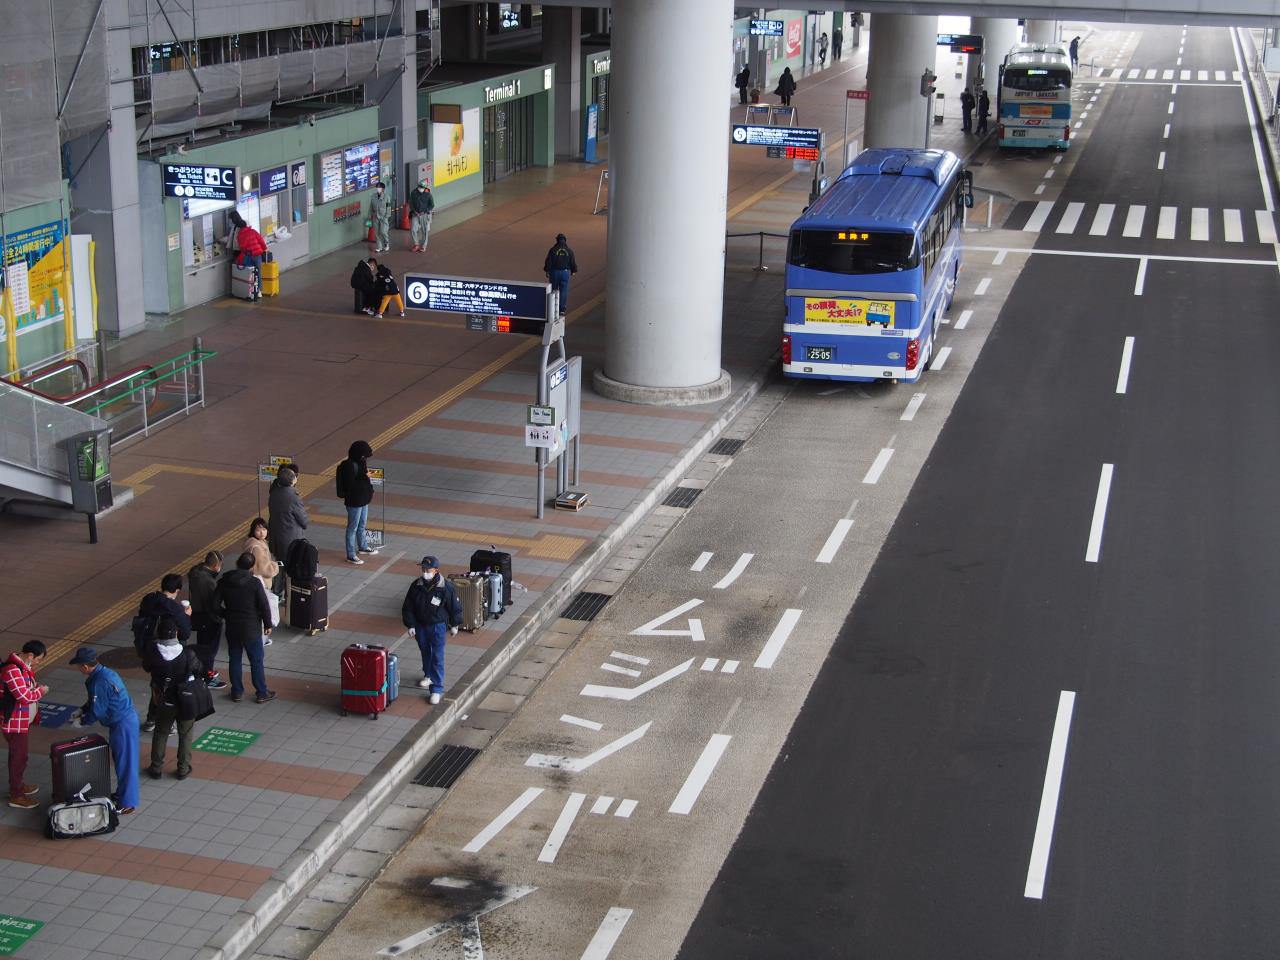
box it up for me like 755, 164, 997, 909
1089, 203, 1115, 236
527, 722, 653, 772
700, 658, 719, 672
590, 795, 614, 815
1197, 69, 1208, 81
689, 551, 713, 572
1256, 209, 1277, 244
1133, 257, 1147, 296
1024, 200, 1055, 232
614, 799, 637, 818
1034, 184, 1046, 196
1043, 168, 1055, 179
580, 908, 634, 960
1157, 206, 1178, 239
1122, 204, 1146, 237
1223, 208, 1243, 242
1055, 202, 1085, 233
932, 346, 952, 370
669, 734, 733, 815
815, 518, 854, 563
862, 448, 894, 484
610, 651, 650, 665
1162, 69, 1173, 80
1181, 68, 1190, 80
1190, 207, 1209, 241
1116, 337, 1135, 394
975, 277, 992, 295
539, 792, 587, 863
1157, 151, 1165, 170
561, 715, 603, 731
754, 609, 803, 669
581, 658, 694, 701
1085, 464, 1115, 563
713, 552, 754, 589
1024, 691, 1077, 900
631, 599, 705, 642
1167, 100, 1175, 114
377, 880, 537, 957
993, 249, 1008, 264
955, 309, 973, 330
1145, 68, 1156, 79
1162, 122, 1170, 139
600, 663, 641, 678
901, 392, 927, 421
463, 787, 543, 852
721, 660, 740, 674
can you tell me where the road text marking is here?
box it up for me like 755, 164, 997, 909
713, 553, 754, 590
690, 552, 713, 572
463, 788, 543, 853
580, 908, 634, 960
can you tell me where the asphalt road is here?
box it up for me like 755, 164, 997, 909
679, 24, 1280, 960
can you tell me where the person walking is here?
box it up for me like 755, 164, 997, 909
144, 619, 206, 780
1069, 36, 1081, 70
977, 89, 991, 135
369, 182, 394, 254
775, 67, 797, 107
960, 89, 975, 133
832, 27, 843, 60
350, 257, 378, 315
1, 641, 48, 810
409, 180, 435, 252
401, 556, 462, 705
543, 233, 578, 316
68, 647, 140, 815
374, 263, 405, 318
187, 551, 228, 689
216, 552, 275, 703
818, 32, 829, 68
735, 65, 751, 105
267, 466, 308, 564
337, 441, 378, 564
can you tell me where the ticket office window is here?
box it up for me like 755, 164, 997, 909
252, 160, 310, 234
181, 201, 234, 269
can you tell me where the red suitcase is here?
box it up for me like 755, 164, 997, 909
50, 734, 112, 802
340, 643, 389, 719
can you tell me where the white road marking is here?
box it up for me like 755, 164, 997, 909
1223, 209, 1243, 242
1034, 184, 1046, 196
1157, 151, 1165, 170
1127, 68, 1139, 78
1256, 210, 1278, 243
1074, 121, 1083, 130
713, 552, 754, 589
1133, 257, 1147, 296
1180, 68, 1190, 80
901, 392, 927, 421
689, 551, 713, 572
862, 448, 895, 485
1089, 203, 1115, 235
378, 879, 537, 957
754, 608, 803, 669
1230, 28, 1271, 211
1053, 155, 1063, 164
1234, 69, 1242, 81
1024, 691, 1077, 900
590, 795, 614, 815
580, 908, 634, 960
1176, 57, 1182, 66
669, 734, 733, 815
1162, 122, 1170, 139
1190, 207, 1209, 241
1156, 206, 1177, 239
721, 660, 740, 674
1043, 168, 1055, 180
1116, 337, 1135, 394
539, 792, 587, 863
561, 715, 603, 731
1055, 202, 1085, 234
1121, 204, 1146, 237
700, 658, 719, 672
964, 243, 1276, 268
614, 799, 637, 818
932, 346, 952, 370
975, 277, 992, 295
1144, 68, 1156, 79
527, 721, 653, 772
581, 658, 695, 700
462, 788, 543, 852
631, 599, 705, 643
601, 663, 641, 678
815, 518, 854, 563
993, 249, 1008, 264
1162, 69, 1173, 80
955, 309, 973, 330
1023, 200, 1056, 232
1197, 69, 1208, 81
1085, 464, 1115, 564
610, 651, 650, 665
1216, 69, 1227, 81
940, 314, 950, 325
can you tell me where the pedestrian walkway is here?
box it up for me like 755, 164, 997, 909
1006, 198, 1278, 243
1094, 66, 1240, 82
0, 44, 990, 960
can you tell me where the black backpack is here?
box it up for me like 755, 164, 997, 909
286, 538, 319, 583
131, 594, 163, 656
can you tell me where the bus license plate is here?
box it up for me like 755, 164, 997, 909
806, 345, 834, 361
1010, 128, 1027, 137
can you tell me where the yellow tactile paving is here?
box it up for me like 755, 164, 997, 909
308, 513, 586, 562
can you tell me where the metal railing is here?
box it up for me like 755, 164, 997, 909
726, 231, 789, 271
0, 380, 107, 491
75, 338, 216, 444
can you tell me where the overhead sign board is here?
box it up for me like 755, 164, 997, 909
162, 163, 236, 201
937, 33, 983, 53
750, 19, 784, 36
731, 125, 822, 151
404, 273, 549, 321
261, 164, 289, 195
847, 89, 871, 100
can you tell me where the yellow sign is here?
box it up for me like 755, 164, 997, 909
432, 107, 481, 187
1021, 104, 1053, 117
803, 297, 896, 326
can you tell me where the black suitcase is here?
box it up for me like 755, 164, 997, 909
50, 734, 112, 802
354, 289, 367, 314
469, 548, 513, 606
289, 575, 329, 635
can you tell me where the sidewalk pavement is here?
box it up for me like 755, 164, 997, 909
0, 47, 985, 960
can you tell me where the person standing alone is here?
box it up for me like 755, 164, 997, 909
187, 551, 228, 689
543, 233, 578, 317
1, 641, 48, 810
337, 441, 378, 564
401, 556, 462, 705
775, 67, 797, 107
976, 89, 991, 135
960, 88, 975, 133
735, 65, 751, 105
409, 180, 435, 252
369, 182, 393, 254
818, 32, 829, 68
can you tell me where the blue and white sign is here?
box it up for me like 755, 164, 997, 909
162, 163, 236, 201
261, 165, 289, 195
731, 125, 823, 150
37, 702, 77, 729
750, 19, 784, 37
404, 273, 550, 321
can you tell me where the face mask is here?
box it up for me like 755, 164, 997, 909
423, 571, 434, 580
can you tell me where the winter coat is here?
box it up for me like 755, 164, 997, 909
242, 536, 279, 590
409, 187, 435, 215
0, 653, 43, 734
370, 191, 394, 222
401, 574, 463, 629
978, 93, 991, 118
144, 640, 203, 707
234, 226, 267, 265
960, 91, 975, 113
215, 569, 273, 645
268, 480, 309, 561
775, 71, 797, 97
375, 264, 400, 297
186, 563, 222, 623
138, 591, 192, 643
350, 261, 377, 295
543, 242, 579, 274
735, 67, 750, 90
336, 440, 374, 508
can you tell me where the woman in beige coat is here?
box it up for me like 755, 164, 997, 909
243, 517, 280, 642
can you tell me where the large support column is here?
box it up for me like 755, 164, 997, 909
542, 6, 582, 159
594, 0, 732, 405
442, 4, 486, 61
1025, 19, 1058, 44
371, 0, 418, 203
970, 18, 1020, 97
864, 14, 939, 150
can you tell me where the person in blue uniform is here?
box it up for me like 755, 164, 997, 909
69, 646, 140, 814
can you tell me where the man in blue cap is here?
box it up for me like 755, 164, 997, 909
400, 556, 461, 705
69, 647, 140, 814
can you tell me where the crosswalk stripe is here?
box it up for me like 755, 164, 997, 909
1181, 69, 1191, 80
1111, 68, 1124, 78
1055, 202, 1085, 234
1162, 69, 1174, 80
1144, 68, 1156, 80
1190, 207, 1209, 241
1197, 70, 1208, 81
1128, 68, 1140, 79
1215, 70, 1226, 81
1089, 204, 1115, 236
1223, 209, 1243, 242
1157, 206, 1178, 240
1024, 201, 1056, 233
1257, 210, 1278, 244
1123, 205, 1146, 238
1234, 70, 1242, 81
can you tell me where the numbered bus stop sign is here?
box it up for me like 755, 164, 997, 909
404, 273, 550, 321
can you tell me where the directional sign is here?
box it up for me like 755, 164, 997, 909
937, 32, 984, 53
847, 88, 871, 100
750, 18, 784, 36
404, 273, 549, 321
162, 163, 237, 201
731, 124, 822, 151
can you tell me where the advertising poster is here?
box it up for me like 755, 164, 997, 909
2, 221, 68, 335
785, 18, 803, 57
803, 297, 896, 326
343, 141, 380, 194
433, 107, 481, 186
318, 148, 344, 204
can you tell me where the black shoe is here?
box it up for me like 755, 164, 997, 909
147, 767, 163, 780
176, 768, 191, 781
142, 721, 156, 733
255, 690, 277, 704
229, 693, 243, 702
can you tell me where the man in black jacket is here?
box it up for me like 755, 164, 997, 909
350, 257, 378, 315
336, 440, 378, 565
215, 553, 275, 704
543, 233, 578, 316
409, 180, 435, 252
401, 556, 462, 705
186, 551, 227, 689
144, 618, 206, 779
135, 574, 192, 731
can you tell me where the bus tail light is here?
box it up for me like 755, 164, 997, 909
997, 123, 1005, 138
906, 338, 921, 370
782, 334, 792, 365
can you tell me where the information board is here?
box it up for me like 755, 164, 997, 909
731, 125, 823, 150
750, 19, 784, 36
194, 727, 261, 756
937, 33, 983, 53
318, 148, 344, 204
404, 273, 549, 321
344, 141, 380, 194
261, 164, 289, 195
162, 163, 236, 201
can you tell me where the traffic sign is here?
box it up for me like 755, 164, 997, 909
847, 89, 871, 101
937, 33, 983, 54
404, 273, 549, 321
731, 125, 822, 151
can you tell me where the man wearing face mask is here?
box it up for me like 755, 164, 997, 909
400, 556, 462, 705
409, 180, 435, 252
369, 182, 394, 254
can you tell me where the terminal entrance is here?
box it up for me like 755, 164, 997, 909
483, 96, 535, 182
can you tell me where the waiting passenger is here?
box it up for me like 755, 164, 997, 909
374, 263, 405, 318
775, 67, 797, 107
350, 257, 378, 315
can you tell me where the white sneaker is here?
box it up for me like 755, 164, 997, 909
345, 556, 365, 565
359, 547, 380, 556
429, 692, 441, 705
417, 678, 431, 689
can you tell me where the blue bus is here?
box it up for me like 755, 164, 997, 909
782, 148, 972, 383
998, 44, 1073, 149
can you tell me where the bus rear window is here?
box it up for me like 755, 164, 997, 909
1005, 68, 1071, 91
788, 229, 918, 275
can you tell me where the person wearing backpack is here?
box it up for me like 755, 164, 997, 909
374, 263, 405, 318
336, 440, 378, 565
543, 233, 578, 316
134, 574, 193, 732
186, 552, 228, 689
2, 640, 48, 810
144, 618, 207, 780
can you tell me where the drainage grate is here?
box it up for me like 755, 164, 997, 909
663, 486, 703, 509
412, 745, 481, 788
562, 591, 612, 621
710, 438, 745, 456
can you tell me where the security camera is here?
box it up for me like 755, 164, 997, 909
176, 144, 188, 154
307, 114, 316, 127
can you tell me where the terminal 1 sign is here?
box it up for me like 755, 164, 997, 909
404, 273, 550, 321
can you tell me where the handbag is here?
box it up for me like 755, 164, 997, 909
175, 675, 215, 722
266, 589, 281, 628
46, 787, 119, 839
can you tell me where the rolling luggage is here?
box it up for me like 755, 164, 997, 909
485, 569, 505, 619
45, 786, 119, 840
469, 547, 513, 607
231, 263, 257, 300
449, 573, 485, 632
289, 575, 328, 635
340, 643, 389, 718
385, 651, 400, 704
50, 734, 112, 803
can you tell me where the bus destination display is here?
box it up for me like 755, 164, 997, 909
404, 273, 550, 321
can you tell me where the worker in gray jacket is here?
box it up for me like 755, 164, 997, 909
409, 180, 435, 252
369, 182, 394, 254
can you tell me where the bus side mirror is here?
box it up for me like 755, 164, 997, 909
964, 193, 975, 209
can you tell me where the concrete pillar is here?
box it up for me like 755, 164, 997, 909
371, 0, 418, 204
442, 4, 486, 61
542, 6, 582, 159
1025, 19, 1057, 44
970, 18, 1020, 97
594, 0, 731, 404
864, 14, 939, 150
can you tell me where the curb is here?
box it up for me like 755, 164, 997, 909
197, 357, 776, 960
1237, 28, 1280, 190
